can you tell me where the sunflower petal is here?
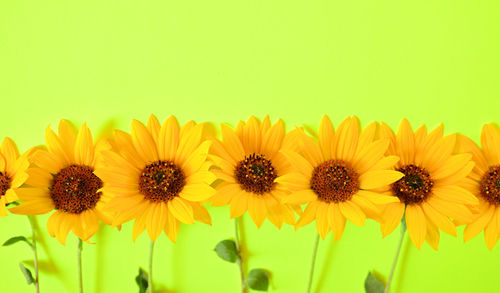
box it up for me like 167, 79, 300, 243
405, 204, 427, 249
359, 170, 404, 189
169, 197, 194, 224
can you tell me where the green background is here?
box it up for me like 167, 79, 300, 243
1, 0, 499, 292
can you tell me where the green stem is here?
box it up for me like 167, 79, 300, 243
77, 239, 83, 293
148, 240, 154, 293
306, 234, 320, 293
384, 221, 407, 293
28, 216, 40, 293
234, 218, 246, 293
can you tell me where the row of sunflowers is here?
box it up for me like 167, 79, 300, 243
0, 115, 499, 292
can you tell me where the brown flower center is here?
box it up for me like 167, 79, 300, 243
0, 172, 12, 198
480, 165, 500, 205
392, 164, 433, 205
139, 160, 186, 202
310, 160, 359, 203
50, 165, 102, 214
235, 153, 277, 194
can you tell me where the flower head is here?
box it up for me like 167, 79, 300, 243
378, 119, 478, 249
96, 115, 215, 242
277, 116, 403, 240
10, 120, 112, 244
458, 124, 500, 249
208, 116, 300, 228
0, 138, 30, 216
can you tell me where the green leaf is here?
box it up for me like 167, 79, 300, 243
246, 268, 269, 291
214, 239, 238, 263
364, 271, 385, 293
19, 262, 34, 285
3, 236, 33, 248
135, 267, 148, 293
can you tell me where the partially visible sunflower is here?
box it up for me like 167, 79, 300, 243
10, 120, 112, 244
377, 119, 478, 249
207, 116, 300, 228
96, 115, 215, 242
0, 138, 30, 216
457, 124, 500, 250
277, 116, 403, 240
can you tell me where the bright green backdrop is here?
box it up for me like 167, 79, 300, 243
1, 0, 499, 292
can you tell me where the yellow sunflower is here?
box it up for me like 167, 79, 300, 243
277, 116, 403, 240
10, 120, 112, 244
0, 138, 30, 216
207, 116, 300, 228
95, 115, 215, 242
458, 124, 500, 250
377, 119, 478, 249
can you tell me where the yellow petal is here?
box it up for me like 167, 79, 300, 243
248, 196, 267, 228
425, 221, 440, 250
421, 201, 457, 236
175, 124, 204, 165
296, 200, 320, 229
352, 139, 390, 174
275, 173, 310, 191
159, 116, 180, 161
481, 124, 500, 165
421, 134, 456, 173
315, 203, 330, 239
427, 197, 473, 223
318, 115, 334, 160
57, 120, 77, 162
9, 199, 55, 215
148, 202, 167, 241
280, 150, 313, 177
25, 167, 53, 188
464, 204, 495, 242
220, 124, 245, 162
356, 190, 400, 204
405, 204, 427, 249
164, 208, 180, 242
168, 197, 194, 224
181, 140, 211, 176
74, 123, 95, 166
432, 185, 479, 206
282, 189, 317, 205
335, 117, 359, 162
45, 127, 71, 165
191, 202, 212, 225
329, 203, 346, 241
484, 209, 500, 250
396, 118, 415, 166
180, 183, 215, 202
359, 170, 404, 189
147, 114, 161, 144
1, 137, 19, 176
210, 184, 240, 207
229, 191, 249, 218
339, 200, 365, 226
131, 119, 159, 163
380, 202, 405, 237
261, 119, 285, 158
432, 153, 473, 181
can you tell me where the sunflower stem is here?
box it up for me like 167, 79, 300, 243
234, 218, 246, 293
28, 216, 40, 293
77, 238, 83, 293
148, 240, 155, 293
384, 220, 407, 293
306, 234, 320, 293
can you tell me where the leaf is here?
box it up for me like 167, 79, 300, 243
246, 269, 269, 291
364, 271, 385, 293
3, 236, 33, 248
214, 239, 238, 263
135, 267, 149, 293
19, 263, 34, 285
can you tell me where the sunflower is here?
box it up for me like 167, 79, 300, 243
377, 119, 478, 249
207, 116, 300, 228
276, 116, 403, 240
0, 138, 30, 216
457, 124, 500, 250
95, 115, 215, 242
10, 120, 112, 244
